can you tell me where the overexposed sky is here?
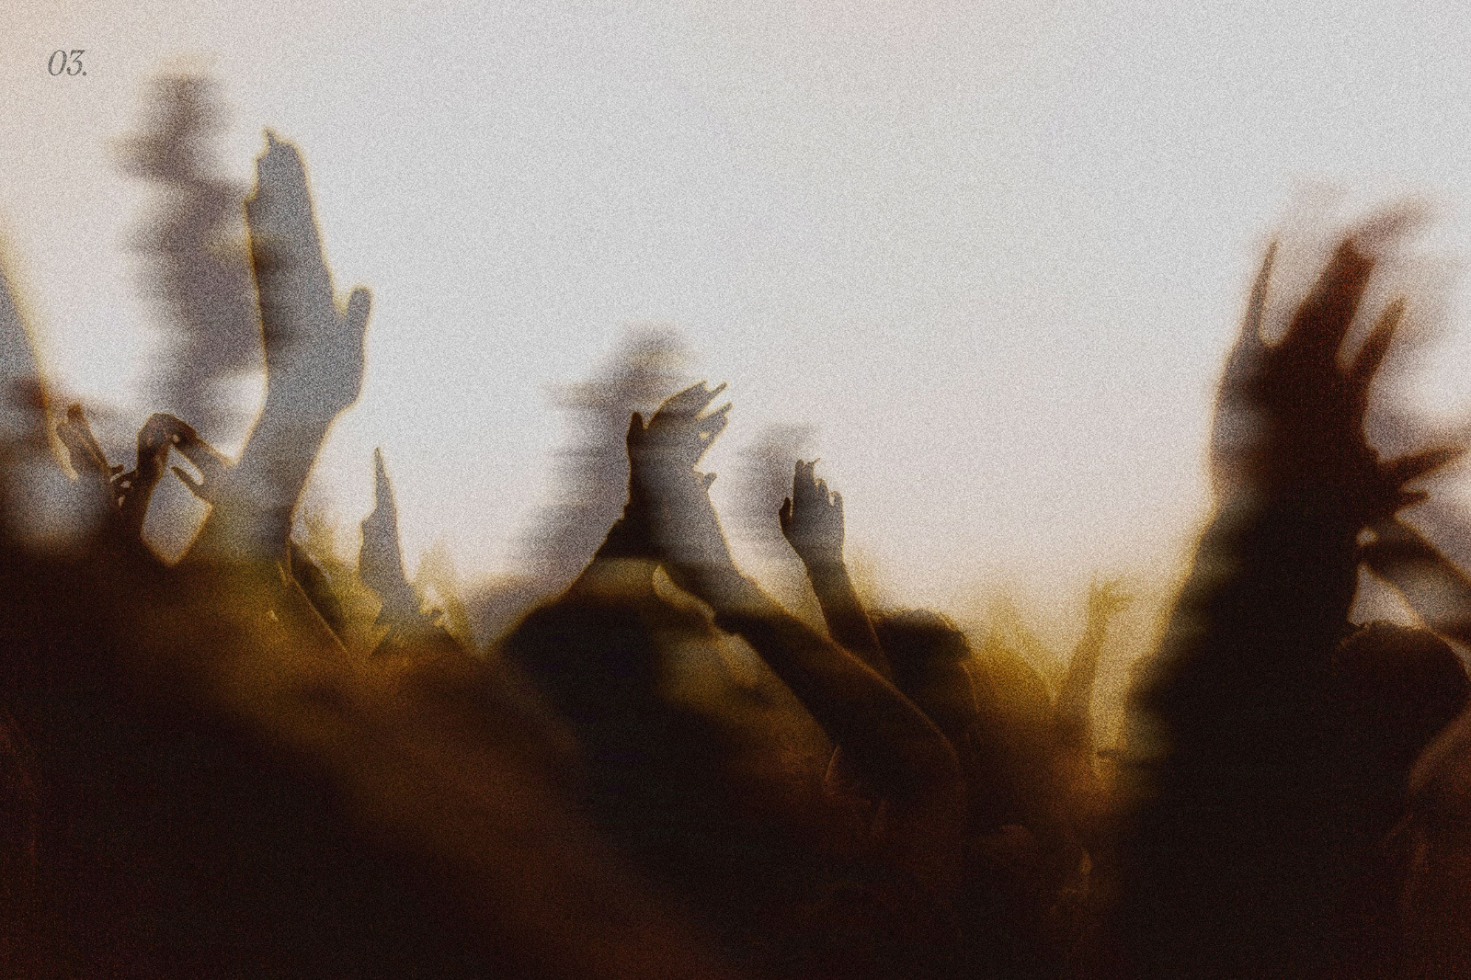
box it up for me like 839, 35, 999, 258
7, 0, 1471, 623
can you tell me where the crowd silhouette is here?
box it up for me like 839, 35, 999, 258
4, 80, 1471, 979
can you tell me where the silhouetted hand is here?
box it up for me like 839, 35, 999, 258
1213, 228, 1460, 524
778, 458, 891, 676
248, 131, 371, 422
1085, 578, 1131, 626
190, 133, 372, 564
1057, 577, 1132, 739
627, 381, 729, 481
627, 382, 741, 602
779, 459, 845, 570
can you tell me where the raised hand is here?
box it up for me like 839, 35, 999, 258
778, 459, 845, 570
247, 131, 371, 421
1111, 223, 1462, 980
627, 381, 730, 481
191, 132, 373, 564
778, 458, 890, 677
626, 382, 740, 603
1056, 577, 1131, 742
1085, 577, 1131, 626
1213, 230, 1460, 524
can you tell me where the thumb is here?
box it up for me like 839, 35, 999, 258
342, 286, 372, 335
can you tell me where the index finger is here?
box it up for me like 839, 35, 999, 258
657, 381, 726, 420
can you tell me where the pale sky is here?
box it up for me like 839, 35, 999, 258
7, 0, 1471, 637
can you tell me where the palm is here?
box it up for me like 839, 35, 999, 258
779, 459, 845, 569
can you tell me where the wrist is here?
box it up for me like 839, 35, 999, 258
802, 558, 851, 585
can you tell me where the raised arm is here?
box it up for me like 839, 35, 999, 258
1054, 578, 1130, 755
1141, 233, 1457, 751
630, 384, 963, 888
1110, 226, 1461, 979
779, 460, 891, 679
191, 132, 370, 565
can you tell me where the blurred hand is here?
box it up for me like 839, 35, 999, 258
626, 381, 729, 483
1085, 578, 1132, 625
626, 382, 742, 600
778, 459, 845, 570
1212, 225, 1461, 525
247, 132, 371, 422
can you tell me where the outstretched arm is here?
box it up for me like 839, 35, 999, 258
563, 419, 664, 601
779, 460, 891, 679
1142, 233, 1458, 754
192, 132, 370, 565
1110, 224, 1463, 979
631, 384, 963, 889
1054, 578, 1130, 755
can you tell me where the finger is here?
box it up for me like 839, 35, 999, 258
660, 382, 718, 419
150, 412, 198, 442
1347, 298, 1406, 399
794, 460, 816, 504
701, 471, 717, 491
1383, 444, 1465, 488
779, 497, 793, 533
343, 286, 372, 335
1222, 241, 1276, 388
698, 401, 732, 430
1396, 488, 1431, 511
626, 412, 645, 450
1350, 204, 1428, 257
698, 403, 732, 438
1284, 238, 1374, 365
138, 418, 175, 456
832, 490, 844, 522
372, 447, 398, 514
1360, 519, 1431, 569
173, 438, 229, 481
66, 405, 106, 457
